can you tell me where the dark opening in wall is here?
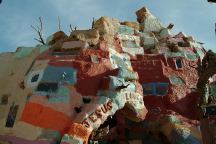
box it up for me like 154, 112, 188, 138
37, 82, 58, 92
74, 106, 82, 113
1, 94, 9, 105
142, 83, 169, 96
83, 97, 91, 104
5, 104, 19, 127
175, 59, 183, 69
90, 115, 117, 141
204, 106, 216, 116
31, 74, 40, 82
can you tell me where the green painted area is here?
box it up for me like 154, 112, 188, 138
48, 85, 70, 103
38, 129, 61, 140
160, 28, 171, 38
118, 25, 134, 35
15, 47, 35, 58
169, 75, 185, 86
166, 51, 198, 61
166, 51, 185, 58
15, 45, 49, 58
122, 40, 139, 48
118, 68, 138, 80
166, 115, 181, 124
186, 53, 197, 61
46, 34, 54, 45
91, 55, 99, 63
111, 54, 131, 69
61, 134, 83, 144
209, 83, 216, 97
195, 48, 205, 58
37, 44, 49, 53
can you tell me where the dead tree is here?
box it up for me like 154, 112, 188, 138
31, 17, 46, 45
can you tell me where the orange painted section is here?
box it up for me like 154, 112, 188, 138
68, 123, 91, 144
21, 102, 71, 134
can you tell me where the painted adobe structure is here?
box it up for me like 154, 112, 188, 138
0, 6, 213, 144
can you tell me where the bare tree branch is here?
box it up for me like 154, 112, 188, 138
69, 24, 78, 33
31, 17, 46, 45
92, 17, 95, 29
39, 17, 43, 33
69, 24, 73, 33
58, 16, 61, 31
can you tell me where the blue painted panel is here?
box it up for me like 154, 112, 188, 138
41, 66, 77, 84
142, 82, 169, 96
155, 83, 169, 96
143, 83, 155, 95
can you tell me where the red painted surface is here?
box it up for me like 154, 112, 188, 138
131, 54, 200, 121
21, 102, 71, 134
131, 54, 169, 83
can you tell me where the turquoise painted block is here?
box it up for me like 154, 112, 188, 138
112, 93, 126, 108
37, 129, 61, 141
48, 85, 70, 103
166, 52, 184, 58
61, 134, 83, 144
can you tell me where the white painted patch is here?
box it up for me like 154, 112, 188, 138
108, 48, 132, 70
122, 47, 144, 56
26, 70, 44, 88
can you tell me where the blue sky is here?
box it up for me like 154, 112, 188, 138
0, 0, 216, 52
